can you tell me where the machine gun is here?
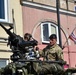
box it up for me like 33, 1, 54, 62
0, 23, 38, 61
0, 23, 40, 75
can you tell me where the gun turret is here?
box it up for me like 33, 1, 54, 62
0, 23, 23, 47
0, 23, 38, 61
0, 23, 38, 48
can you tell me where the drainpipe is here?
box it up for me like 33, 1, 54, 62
56, 0, 62, 48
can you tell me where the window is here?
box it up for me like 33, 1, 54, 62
0, 0, 8, 22
0, 59, 8, 68
41, 22, 59, 44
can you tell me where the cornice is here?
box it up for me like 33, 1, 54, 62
21, 0, 76, 17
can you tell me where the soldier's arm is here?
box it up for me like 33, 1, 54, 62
57, 47, 64, 60
38, 47, 47, 61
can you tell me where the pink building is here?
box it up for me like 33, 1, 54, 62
21, 0, 76, 68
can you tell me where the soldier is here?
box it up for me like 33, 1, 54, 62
33, 34, 65, 75
24, 33, 32, 41
24, 33, 39, 74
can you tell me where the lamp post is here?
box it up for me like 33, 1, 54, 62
56, 0, 62, 48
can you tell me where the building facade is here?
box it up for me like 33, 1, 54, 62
0, 0, 23, 68
21, 0, 76, 68
0, 0, 76, 69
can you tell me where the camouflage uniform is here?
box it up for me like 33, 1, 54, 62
33, 44, 64, 75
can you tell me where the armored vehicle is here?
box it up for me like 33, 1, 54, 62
0, 23, 76, 75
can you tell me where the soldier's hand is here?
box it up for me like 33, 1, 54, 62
39, 57, 44, 61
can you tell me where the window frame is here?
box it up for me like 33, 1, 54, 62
0, 0, 8, 23
41, 22, 59, 44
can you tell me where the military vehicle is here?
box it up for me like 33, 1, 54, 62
0, 23, 76, 75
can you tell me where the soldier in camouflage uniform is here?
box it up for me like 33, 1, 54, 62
33, 34, 64, 75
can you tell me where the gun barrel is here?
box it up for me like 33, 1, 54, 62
18, 59, 66, 65
0, 23, 15, 39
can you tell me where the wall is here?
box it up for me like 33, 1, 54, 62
0, 0, 23, 60
22, 5, 76, 68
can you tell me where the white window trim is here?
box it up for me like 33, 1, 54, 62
41, 22, 49, 43
50, 23, 59, 44
41, 22, 59, 44
0, 0, 8, 23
